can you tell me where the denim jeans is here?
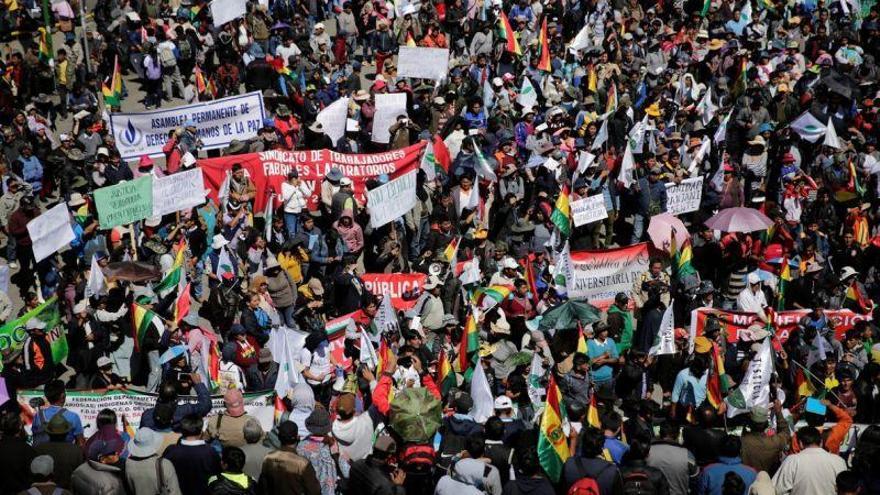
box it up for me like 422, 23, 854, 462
284, 212, 300, 238
147, 350, 161, 392
631, 213, 646, 245
278, 305, 296, 328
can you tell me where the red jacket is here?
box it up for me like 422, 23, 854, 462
372, 372, 441, 416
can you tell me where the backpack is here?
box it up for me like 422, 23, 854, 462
622, 468, 658, 495
400, 443, 436, 493
31, 407, 68, 445
177, 39, 193, 61
567, 457, 611, 495
159, 45, 177, 68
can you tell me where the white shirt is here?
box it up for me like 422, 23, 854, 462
276, 43, 302, 65
281, 180, 311, 214
772, 446, 846, 495
737, 286, 768, 321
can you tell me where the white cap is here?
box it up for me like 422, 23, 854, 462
841, 266, 859, 280
211, 234, 230, 250
73, 300, 88, 314
96, 356, 113, 368
339, 177, 353, 186
494, 396, 513, 409
96, 147, 110, 157
747, 272, 761, 285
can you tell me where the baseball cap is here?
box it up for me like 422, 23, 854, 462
494, 396, 513, 409
30, 455, 54, 477
750, 406, 769, 424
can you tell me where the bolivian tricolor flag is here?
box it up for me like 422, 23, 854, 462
576, 323, 588, 354
405, 32, 417, 47
38, 27, 52, 64
194, 65, 208, 94
605, 81, 618, 114
436, 349, 455, 395
154, 238, 186, 293
537, 375, 570, 482
537, 18, 552, 72
132, 303, 165, 352
587, 393, 601, 428
457, 310, 480, 372
550, 184, 571, 237
498, 11, 522, 56
443, 236, 461, 263
777, 257, 792, 311
102, 56, 123, 107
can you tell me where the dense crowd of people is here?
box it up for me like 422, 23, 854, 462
3, 0, 880, 493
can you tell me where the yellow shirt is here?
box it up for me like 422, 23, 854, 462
57, 60, 69, 85
278, 251, 306, 284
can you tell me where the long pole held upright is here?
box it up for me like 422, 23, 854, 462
78, 0, 91, 75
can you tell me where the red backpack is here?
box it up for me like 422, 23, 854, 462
568, 477, 601, 495
567, 457, 613, 495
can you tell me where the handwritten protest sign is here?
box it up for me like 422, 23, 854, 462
94, 175, 153, 229
372, 93, 408, 143
367, 170, 417, 228
665, 176, 704, 215
571, 195, 608, 227
566, 243, 650, 308
397, 46, 449, 80
27, 203, 75, 262
316, 97, 350, 145
152, 168, 207, 217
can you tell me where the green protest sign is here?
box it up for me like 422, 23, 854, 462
0, 296, 68, 370
94, 175, 153, 229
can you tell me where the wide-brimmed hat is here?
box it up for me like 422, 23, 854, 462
305, 407, 332, 436
68, 192, 87, 207
353, 90, 370, 102
128, 427, 163, 457
325, 168, 343, 182
45, 413, 72, 435
275, 104, 292, 117
211, 234, 230, 250
840, 266, 859, 280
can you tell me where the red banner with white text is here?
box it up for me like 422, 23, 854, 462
199, 142, 427, 212
362, 273, 428, 310
689, 307, 870, 344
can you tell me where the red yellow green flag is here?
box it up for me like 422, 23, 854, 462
457, 310, 480, 372
777, 258, 792, 310
131, 303, 165, 352
537, 375, 570, 481
498, 11, 522, 55
436, 349, 455, 395
38, 27, 52, 64
537, 18, 551, 72
587, 393, 601, 428
102, 56, 123, 107
405, 32, 417, 47
576, 323, 588, 354
443, 236, 461, 263
550, 184, 571, 237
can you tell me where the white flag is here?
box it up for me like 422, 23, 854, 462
272, 327, 306, 397
591, 119, 609, 150
420, 140, 437, 181
483, 79, 495, 111
215, 246, 235, 278
570, 25, 591, 51
823, 117, 843, 150
727, 337, 773, 417
740, 0, 753, 24
714, 110, 732, 144
85, 254, 108, 299
648, 303, 677, 356
263, 194, 275, 243
619, 142, 636, 188
577, 151, 597, 174
518, 78, 538, 110
473, 139, 498, 182
359, 328, 378, 369
373, 295, 400, 338
556, 240, 572, 297
217, 170, 232, 207
527, 350, 546, 406
697, 87, 718, 125
470, 361, 495, 423
790, 111, 827, 142
458, 256, 482, 285
689, 137, 712, 173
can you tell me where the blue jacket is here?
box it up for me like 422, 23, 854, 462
697, 456, 757, 495
18, 156, 43, 193
139, 382, 212, 431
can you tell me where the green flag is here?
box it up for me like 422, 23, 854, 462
0, 296, 68, 365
